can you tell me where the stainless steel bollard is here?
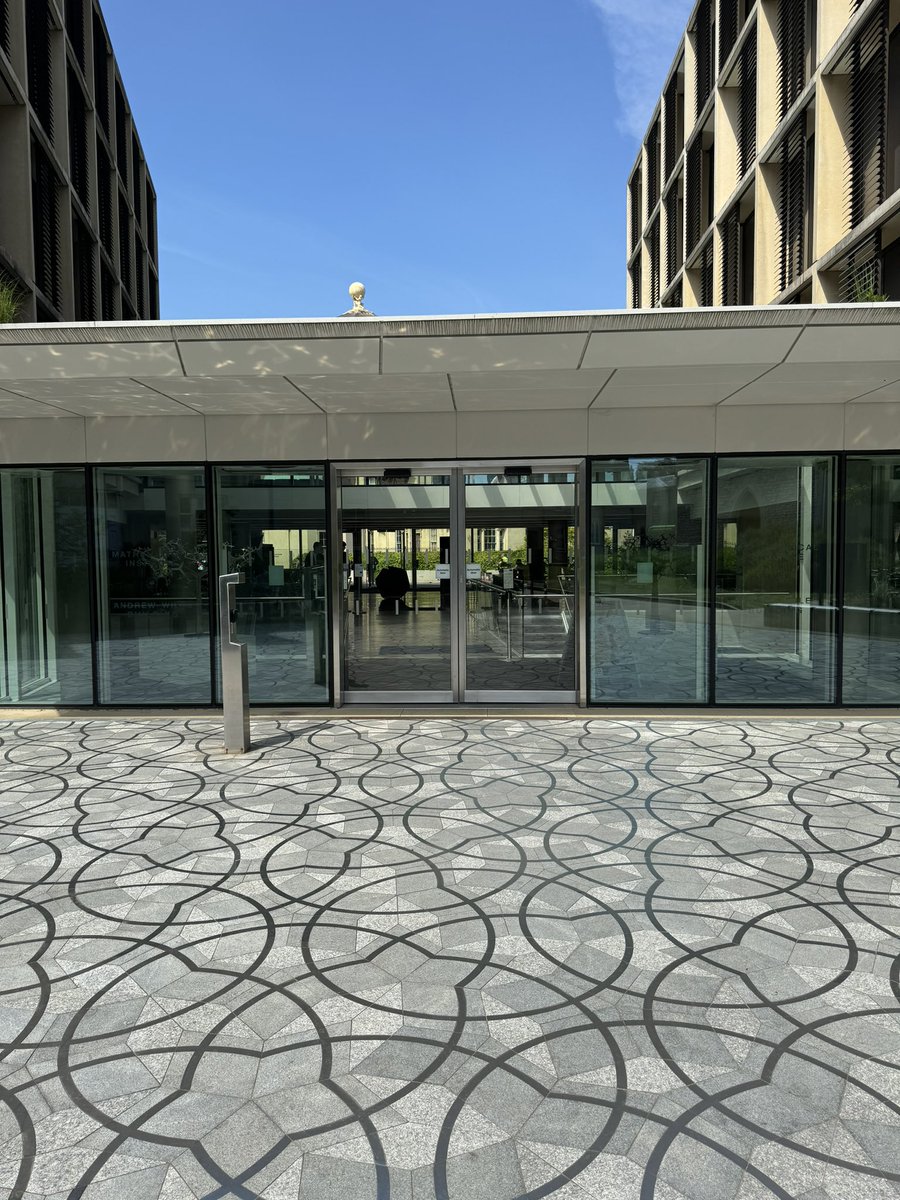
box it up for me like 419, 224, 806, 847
219, 572, 250, 754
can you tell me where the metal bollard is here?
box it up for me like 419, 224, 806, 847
219, 572, 250, 754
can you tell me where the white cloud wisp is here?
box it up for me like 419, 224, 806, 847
588, 0, 697, 143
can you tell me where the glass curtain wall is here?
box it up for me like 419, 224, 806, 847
215, 468, 328, 704
95, 468, 210, 703
715, 456, 836, 703
590, 459, 708, 702
340, 473, 452, 697
843, 456, 900, 704
0, 469, 92, 704
464, 470, 578, 697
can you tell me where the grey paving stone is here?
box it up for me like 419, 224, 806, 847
0, 716, 897, 1200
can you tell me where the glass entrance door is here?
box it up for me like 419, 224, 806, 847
339, 471, 453, 701
463, 469, 578, 702
337, 464, 581, 704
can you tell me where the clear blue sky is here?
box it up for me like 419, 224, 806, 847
101, 0, 694, 320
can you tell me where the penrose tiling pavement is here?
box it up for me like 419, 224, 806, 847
0, 717, 898, 1200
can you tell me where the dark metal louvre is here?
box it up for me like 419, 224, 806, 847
629, 169, 642, 254
92, 11, 110, 136
778, 114, 807, 292
738, 27, 757, 179
133, 228, 145, 315
664, 75, 678, 180
67, 66, 89, 209
630, 257, 642, 308
662, 281, 683, 308
721, 204, 741, 306
72, 214, 96, 319
148, 271, 159, 320
699, 239, 714, 306
96, 136, 113, 254
145, 183, 157, 260
686, 136, 703, 256
31, 140, 61, 310
694, 0, 714, 119
778, 0, 807, 120
0, 0, 11, 59
65, 0, 85, 71
115, 81, 128, 186
646, 119, 660, 212
26, 1, 54, 137
648, 215, 661, 307
100, 262, 116, 319
665, 187, 680, 286
720, 0, 739, 71
131, 132, 142, 222
118, 190, 131, 296
847, 1, 888, 231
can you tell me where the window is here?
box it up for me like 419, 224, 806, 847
92, 11, 110, 136
779, 112, 813, 292
848, 1, 889, 229
629, 168, 643, 255
590, 459, 709, 703
694, 0, 715, 119
31, 140, 61, 311
95, 469, 210, 704
738, 27, 758, 180
0, 470, 92, 705
843, 456, 900, 703
25, 0, 54, 137
67, 66, 89, 208
215, 469, 329, 704
72, 214, 96, 320
664, 180, 684, 287
716, 456, 836, 704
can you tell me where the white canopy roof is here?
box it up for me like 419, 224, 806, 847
0, 304, 898, 419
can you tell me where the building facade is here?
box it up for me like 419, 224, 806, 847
627, 0, 900, 309
0, 0, 158, 322
0, 306, 898, 711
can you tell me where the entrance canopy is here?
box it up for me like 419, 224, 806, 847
0, 305, 898, 463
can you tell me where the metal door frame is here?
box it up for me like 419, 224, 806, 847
332, 460, 585, 707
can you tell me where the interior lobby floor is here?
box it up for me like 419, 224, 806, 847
0, 716, 898, 1200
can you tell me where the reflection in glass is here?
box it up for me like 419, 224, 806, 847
590, 460, 708, 702
341, 475, 452, 696
215, 468, 328, 703
843, 456, 900, 704
0, 469, 92, 704
96, 468, 210, 703
716, 456, 836, 703
465, 471, 577, 696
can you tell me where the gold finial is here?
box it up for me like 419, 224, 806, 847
341, 281, 376, 317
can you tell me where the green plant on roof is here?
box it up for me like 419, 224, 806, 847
0, 275, 26, 324
851, 262, 889, 303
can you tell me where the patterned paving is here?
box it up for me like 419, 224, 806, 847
0, 717, 899, 1200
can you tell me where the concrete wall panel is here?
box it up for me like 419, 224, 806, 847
0, 417, 87, 463
85, 417, 206, 462
205, 415, 328, 461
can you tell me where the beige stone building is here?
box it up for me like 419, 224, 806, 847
627, 0, 900, 308
0, 0, 158, 321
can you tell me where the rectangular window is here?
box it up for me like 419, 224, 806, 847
95, 468, 210, 703
0, 470, 92, 705
590, 459, 709, 703
716, 456, 836, 704
31, 140, 61, 311
92, 11, 110, 136
25, 0, 54, 137
215, 468, 329, 704
843, 456, 900, 704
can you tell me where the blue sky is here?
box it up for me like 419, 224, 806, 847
101, 0, 695, 320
